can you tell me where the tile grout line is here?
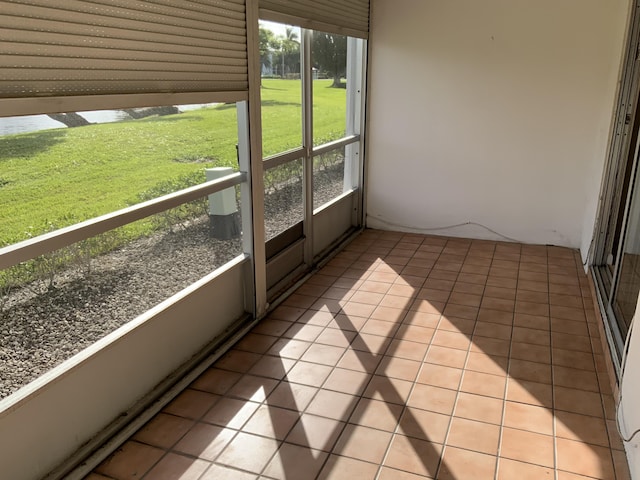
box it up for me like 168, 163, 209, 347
372, 234, 438, 480
430, 237, 479, 480
296, 232, 415, 479
276, 234, 386, 478
493, 242, 518, 480
578, 250, 621, 480
547, 250, 560, 480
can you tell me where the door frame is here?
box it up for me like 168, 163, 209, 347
592, 0, 640, 375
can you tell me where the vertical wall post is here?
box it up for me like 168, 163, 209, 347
302, 28, 314, 266
244, 1, 268, 317
345, 37, 364, 194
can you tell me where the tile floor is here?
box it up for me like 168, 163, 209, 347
88, 230, 630, 480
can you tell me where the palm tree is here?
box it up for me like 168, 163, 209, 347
281, 27, 300, 77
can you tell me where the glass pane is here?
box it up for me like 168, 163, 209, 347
312, 30, 347, 146
264, 159, 304, 241
612, 164, 640, 336
614, 253, 640, 332
313, 146, 347, 210
0, 194, 243, 399
0, 103, 238, 246
259, 20, 303, 156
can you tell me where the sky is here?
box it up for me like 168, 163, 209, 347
259, 20, 301, 39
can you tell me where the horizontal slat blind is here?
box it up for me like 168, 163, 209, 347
260, 0, 369, 39
0, 0, 248, 100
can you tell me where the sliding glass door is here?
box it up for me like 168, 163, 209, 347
259, 20, 366, 298
593, 3, 640, 370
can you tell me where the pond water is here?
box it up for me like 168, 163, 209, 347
0, 104, 212, 136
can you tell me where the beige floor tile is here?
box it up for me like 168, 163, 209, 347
470, 336, 511, 357
216, 432, 279, 473
201, 464, 257, 479
446, 417, 500, 455
266, 381, 317, 411
132, 413, 194, 450
503, 401, 553, 435
454, 391, 503, 425
247, 355, 295, 380
262, 442, 328, 480
553, 365, 600, 392
438, 315, 476, 334
508, 358, 552, 384
425, 345, 468, 369
173, 423, 236, 461
613, 449, 632, 480
465, 351, 508, 376
226, 374, 278, 402
555, 410, 610, 447
378, 466, 429, 480
200, 396, 259, 430
416, 363, 463, 390
376, 355, 422, 381
87, 232, 629, 480
506, 378, 552, 407
510, 342, 551, 364
305, 389, 357, 421
314, 328, 356, 348
554, 386, 605, 417
142, 452, 209, 480
163, 389, 220, 420
189, 368, 241, 395
300, 344, 346, 366
267, 338, 312, 360
556, 437, 616, 479
363, 374, 413, 404
437, 446, 497, 480
234, 333, 279, 354
387, 338, 429, 361
286, 414, 345, 452
497, 458, 554, 480
384, 434, 442, 477
459, 370, 506, 398
408, 383, 458, 415
398, 406, 451, 444
322, 367, 371, 396
431, 329, 472, 350
285, 361, 333, 387
349, 397, 403, 432
318, 455, 378, 480
242, 404, 299, 440
95, 441, 164, 479
333, 424, 393, 463
500, 427, 554, 468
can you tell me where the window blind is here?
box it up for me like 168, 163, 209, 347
260, 0, 369, 39
0, 0, 248, 101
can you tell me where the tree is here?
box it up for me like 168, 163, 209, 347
280, 27, 300, 77
312, 32, 347, 87
47, 112, 91, 128
259, 26, 280, 74
259, 25, 300, 78
46, 107, 180, 128
123, 106, 179, 119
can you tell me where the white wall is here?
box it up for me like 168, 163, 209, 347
366, 0, 628, 250
0, 259, 248, 480
620, 295, 640, 478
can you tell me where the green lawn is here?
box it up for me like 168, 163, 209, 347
0, 79, 346, 245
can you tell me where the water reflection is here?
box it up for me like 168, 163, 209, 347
0, 104, 213, 136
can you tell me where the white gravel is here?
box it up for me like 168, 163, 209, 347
0, 167, 344, 399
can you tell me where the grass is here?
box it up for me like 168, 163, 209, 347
0, 79, 346, 246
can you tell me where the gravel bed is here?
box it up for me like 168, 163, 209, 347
0, 167, 345, 399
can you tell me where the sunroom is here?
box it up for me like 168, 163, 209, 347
1, 0, 639, 479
